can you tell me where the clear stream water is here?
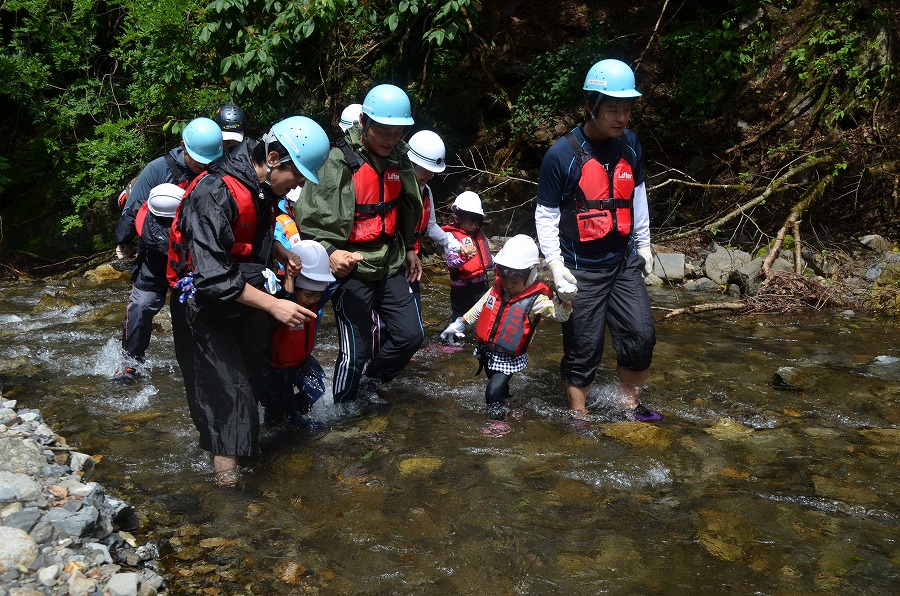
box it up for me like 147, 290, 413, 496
0, 271, 898, 594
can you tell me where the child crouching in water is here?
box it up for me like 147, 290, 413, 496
441, 235, 572, 426
264, 240, 336, 426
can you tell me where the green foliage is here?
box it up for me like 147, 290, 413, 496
509, 23, 609, 137
201, 0, 476, 100
62, 119, 145, 232
782, 4, 889, 128
659, 1, 776, 119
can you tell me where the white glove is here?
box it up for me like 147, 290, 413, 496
440, 318, 466, 343
636, 244, 654, 277
262, 269, 283, 294
549, 261, 578, 301
115, 244, 133, 260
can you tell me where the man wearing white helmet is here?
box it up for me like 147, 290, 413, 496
114, 118, 224, 382
297, 83, 425, 407
535, 58, 661, 423
168, 115, 331, 485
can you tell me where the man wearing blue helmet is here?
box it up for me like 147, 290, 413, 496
113, 117, 223, 383
168, 115, 331, 485
297, 83, 424, 408
535, 58, 661, 423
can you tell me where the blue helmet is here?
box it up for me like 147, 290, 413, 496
182, 117, 224, 164
361, 84, 415, 126
267, 116, 331, 184
583, 59, 642, 98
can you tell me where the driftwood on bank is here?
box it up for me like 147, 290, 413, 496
656, 155, 832, 243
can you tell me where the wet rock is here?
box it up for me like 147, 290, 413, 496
812, 475, 879, 505
772, 366, 817, 391
275, 560, 308, 585
0, 526, 39, 571
705, 418, 754, 441
600, 421, 672, 449
697, 509, 752, 562
31, 293, 78, 315
83, 264, 129, 283
398, 456, 443, 475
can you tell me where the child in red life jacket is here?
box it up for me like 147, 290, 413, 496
262, 240, 336, 426
442, 191, 494, 320
441, 235, 572, 424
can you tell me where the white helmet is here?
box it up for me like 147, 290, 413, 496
147, 183, 185, 218
290, 240, 335, 291
494, 234, 540, 269
452, 191, 484, 216
339, 103, 362, 132
407, 130, 446, 173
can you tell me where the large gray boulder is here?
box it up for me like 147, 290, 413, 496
704, 246, 752, 284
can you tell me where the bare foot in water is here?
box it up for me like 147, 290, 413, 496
213, 454, 239, 487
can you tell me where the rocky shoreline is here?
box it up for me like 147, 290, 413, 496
0, 394, 165, 596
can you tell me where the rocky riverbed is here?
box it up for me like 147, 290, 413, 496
0, 394, 165, 596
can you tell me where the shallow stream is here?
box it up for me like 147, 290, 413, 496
0, 271, 898, 594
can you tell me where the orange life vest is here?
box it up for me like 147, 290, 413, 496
475, 278, 552, 356
271, 318, 317, 368
560, 131, 636, 247
443, 226, 493, 282
337, 139, 402, 244
166, 173, 258, 287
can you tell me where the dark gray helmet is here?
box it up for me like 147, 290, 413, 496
214, 104, 246, 142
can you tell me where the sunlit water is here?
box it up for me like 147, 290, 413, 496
0, 272, 898, 594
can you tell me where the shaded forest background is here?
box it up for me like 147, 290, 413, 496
1, 0, 898, 270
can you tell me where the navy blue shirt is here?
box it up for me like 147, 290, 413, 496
537, 125, 644, 270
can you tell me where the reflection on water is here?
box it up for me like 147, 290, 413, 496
1, 275, 898, 593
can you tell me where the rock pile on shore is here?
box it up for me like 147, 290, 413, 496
0, 395, 165, 596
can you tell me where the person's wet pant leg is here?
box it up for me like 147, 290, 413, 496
122, 284, 167, 361
367, 271, 424, 383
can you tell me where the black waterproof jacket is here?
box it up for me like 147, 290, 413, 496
176, 141, 274, 309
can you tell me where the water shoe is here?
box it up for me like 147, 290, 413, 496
633, 403, 662, 422
114, 366, 138, 384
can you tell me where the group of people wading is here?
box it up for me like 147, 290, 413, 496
112, 59, 660, 485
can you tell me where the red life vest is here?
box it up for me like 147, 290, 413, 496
443, 226, 494, 282
271, 318, 317, 368
336, 139, 402, 244
475, 279, 552, 356
166, 173, 259, 287
560, 131, 636, 247
413, 185, 433, 254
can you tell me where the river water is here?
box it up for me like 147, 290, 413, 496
0, 270, 898, 594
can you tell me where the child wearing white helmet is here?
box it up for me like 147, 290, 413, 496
262, 239, 338, 427
440, 235, 572, 432
442, 191, 493, 319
